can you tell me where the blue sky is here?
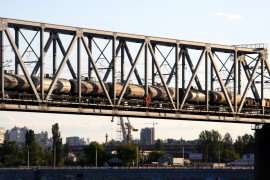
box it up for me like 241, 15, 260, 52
0, 0, 267, 142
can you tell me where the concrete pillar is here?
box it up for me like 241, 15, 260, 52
255, 124, 270, 180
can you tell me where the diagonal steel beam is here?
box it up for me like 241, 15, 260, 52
103, 41, 122, 82
241, 57, 260, 100
124, 42, 143, 85
93, 39, 111, 64
45, 35, 77, 100
117, 42, 145, 105
5, 28, 40, 101
56, 34, 77, 79
238, 56, 261, 112
208, 51, 234, 113
179, 49, 205, 109
184, 48, 203, 90
156, 46, 173, 69
81, 36, 113, 105
19, 30, 39, 59
166, 48, 183, 85
31, 34, 54, 76
225, 64, 234, 86
148, 41, 176, 110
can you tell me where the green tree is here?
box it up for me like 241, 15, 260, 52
52, 123, 63, 167
116, 144, 137, 166
25, 129, 46, 166
0, 141, 24, 167
199, 130, 222, 162
83, 142, 107, 166
221, 133, 239, 162
234, 134, 254, 157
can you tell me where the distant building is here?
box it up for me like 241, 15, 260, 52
5, 126, 28, 144
140, 127, 155, 145
35, 131, 52, 149
0, 127, 5, 144
66, 136, 86, 146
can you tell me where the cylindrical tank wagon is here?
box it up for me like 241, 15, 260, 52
0, 73, 260, 109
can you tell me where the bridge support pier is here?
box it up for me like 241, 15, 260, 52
255, 124, 270, 180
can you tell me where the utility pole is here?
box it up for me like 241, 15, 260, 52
53, 146, 56, 168
27, 145, 30, 168
95, 145, 98, 167
136, 146, 139, 167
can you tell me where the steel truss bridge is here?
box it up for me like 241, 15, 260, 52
0, 17, 269, 124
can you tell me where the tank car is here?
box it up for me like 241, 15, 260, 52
15, 75, 30, 92
107, 82, 123, 97
32, 76, 52, 93
53, 79, 71, 94
126, 84, 145, 98
70, 79, 94, 95
89, 82, 109, 96
4, 74, 18, 90
149, 86, 175, 100
187, 89, 205, 104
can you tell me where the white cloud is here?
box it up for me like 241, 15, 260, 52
215, 12, 243, 21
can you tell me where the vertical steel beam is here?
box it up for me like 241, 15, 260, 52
52, 33, 57, 75
145, 40, 148, 96
81, 36, 112, 105
175, 43, 180, 109
117, 42, 145, 105
88, 36, 93, 79
210, 58, 214, 91
208, 51, 234, 113
148, 42, 176, 110
103, 42, 122, 82
0, 30, 4, 99
45, 35, 77, 100
5, 28, 40, 101
238, 56, 260, 112
77, 35, 81, 103
112, 35, 116, 104
234, 50, 238, 111
151, 44, 156, 85
40, 26, 45, 101
205, 50, 209, 111
31, 34, 53, 77
180, 49, 205, 109
121, 40, 125, 83
182, 48, 186, 89
238, 57, 241, 94
261, 52, 264, 108
15, 28, 19, 75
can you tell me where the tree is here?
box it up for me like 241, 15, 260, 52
0, 141, 24, 167
116, 144, 137, 166
234, 134, 254, 157
24, 129, 46, 166
221, 133, 239, 162
52, 123, 63, 167
83, 142, 107, 166
199, 130, 222, 162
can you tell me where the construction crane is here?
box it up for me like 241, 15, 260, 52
112, 116, 138, 144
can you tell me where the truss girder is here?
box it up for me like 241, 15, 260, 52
0, 17, 267, 120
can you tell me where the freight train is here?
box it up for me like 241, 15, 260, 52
1, 73, 266, 109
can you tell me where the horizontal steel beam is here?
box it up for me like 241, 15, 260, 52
0, 102, 269, 124
0, 17, 264, 54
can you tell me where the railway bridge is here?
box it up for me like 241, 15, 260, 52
0, 18, 269, 179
